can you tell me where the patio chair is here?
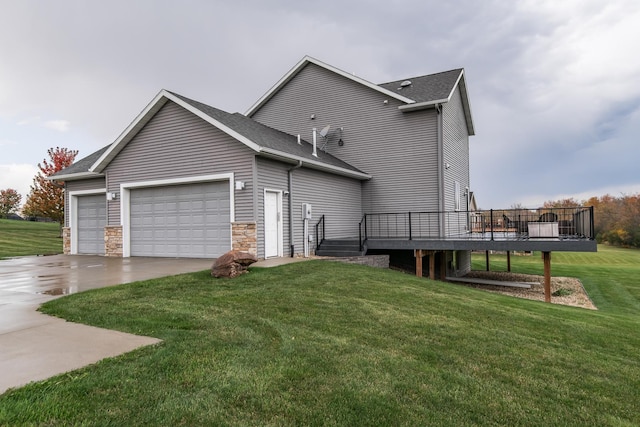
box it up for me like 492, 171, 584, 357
503, 214, 527, 233
538, 212, 558, 222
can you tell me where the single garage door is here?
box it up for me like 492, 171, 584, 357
130, 181, 230, 258
77, 194, 107, 254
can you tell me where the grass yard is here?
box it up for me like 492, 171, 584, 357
473, 246, 640, 316
0, 218, 62, 259
1, 247, 639, 425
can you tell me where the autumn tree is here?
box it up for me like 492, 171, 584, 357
0, 188, 22, 218
542, 198, 581, 208
23, 147, 78, 225
543, 193, 640, 248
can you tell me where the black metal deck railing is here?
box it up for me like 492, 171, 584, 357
360, 206, 595, 248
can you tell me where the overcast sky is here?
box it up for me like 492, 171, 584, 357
1, 0, 639, 209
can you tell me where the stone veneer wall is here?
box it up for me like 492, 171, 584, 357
62, 227, 70, 255
232, 222, 257, 256
104, 226, 123, 257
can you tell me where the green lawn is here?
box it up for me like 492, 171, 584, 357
0, 218, 62, 259
1, 247, 639, 425
473, 246, 640, 316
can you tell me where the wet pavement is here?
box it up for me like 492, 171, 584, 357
0, 255, 212, 394
0, 255, 213, 297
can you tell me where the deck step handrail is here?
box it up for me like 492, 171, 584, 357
315, 215, 325, 251
358, 215, 367, 252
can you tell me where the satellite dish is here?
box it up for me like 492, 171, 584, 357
319, 125, 331, 138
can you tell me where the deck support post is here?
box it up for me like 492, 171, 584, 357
543, 251, 551, 303
429, 251, 436, 281
485, 250, 490, 271
415, 250, 438, 280
507, 251, 511, 272
415, 249, 424, 277
440, 251, 447, 281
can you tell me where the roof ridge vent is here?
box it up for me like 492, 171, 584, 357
400, 80, 412, 87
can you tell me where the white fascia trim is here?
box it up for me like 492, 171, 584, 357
245, 55, 415, 116
457, 72, 476, 135
397, 98, 450, 112
48, 172, 104, 181
446, 70, 464, 104
90, 91, 170, 173
90, 90, 263, 174
68, 188, 107, 255
119, 173, 235, 258
259, 148, 371, 180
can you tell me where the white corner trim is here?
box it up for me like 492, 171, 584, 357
119, 173, 235, 258
68, 188, 106, 255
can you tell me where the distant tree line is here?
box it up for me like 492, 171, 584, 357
544, 195, 640, 248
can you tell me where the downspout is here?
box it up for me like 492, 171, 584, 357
288, 160, 303, 257
436, 103, 445, 236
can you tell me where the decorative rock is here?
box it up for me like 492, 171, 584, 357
211, 250, 258, 278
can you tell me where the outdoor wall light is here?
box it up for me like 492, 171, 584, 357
106, 192, 118, 201
235, 181, 246, 190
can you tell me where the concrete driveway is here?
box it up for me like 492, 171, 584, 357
0, 255, 212, 395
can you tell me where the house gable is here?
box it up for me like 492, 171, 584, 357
249, 61, 441, 213
246, 56, 416, 117
86, 90, 368, 181
104, 100, 256, 225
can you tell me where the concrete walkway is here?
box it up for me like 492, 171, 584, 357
0, 255, 212, 395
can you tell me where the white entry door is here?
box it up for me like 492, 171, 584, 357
264, 190, 282, 258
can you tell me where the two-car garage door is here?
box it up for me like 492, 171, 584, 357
129, 181, 230, 258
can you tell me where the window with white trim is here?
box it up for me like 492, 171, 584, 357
455, 181, 461, 211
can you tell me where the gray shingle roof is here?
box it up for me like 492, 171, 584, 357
50, 145, 109, 178
170, 92, 366, 175
379, 69, 463, 103
56, 91, 367, 179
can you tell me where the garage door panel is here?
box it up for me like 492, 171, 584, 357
130, 181, 230, 258
77, 194, 106, 255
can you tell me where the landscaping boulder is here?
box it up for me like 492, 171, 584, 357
211, 250, 258, 278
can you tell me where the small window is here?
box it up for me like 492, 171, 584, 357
455, 181, 461, 211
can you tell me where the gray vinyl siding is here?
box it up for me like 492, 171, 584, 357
442, 85, 470, 235
251, 63, 439, 214
255, 157, 290, 259
64, 177, 106, 227
104, 101, 256, 225
291, 167, 362, 255
255, 157, 362, 257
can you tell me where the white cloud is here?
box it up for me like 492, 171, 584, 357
44, 119, 71, 132
16, 116, 40, 126
0, 164, 38, 205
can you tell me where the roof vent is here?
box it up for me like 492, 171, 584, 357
400, 80, 412, 87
